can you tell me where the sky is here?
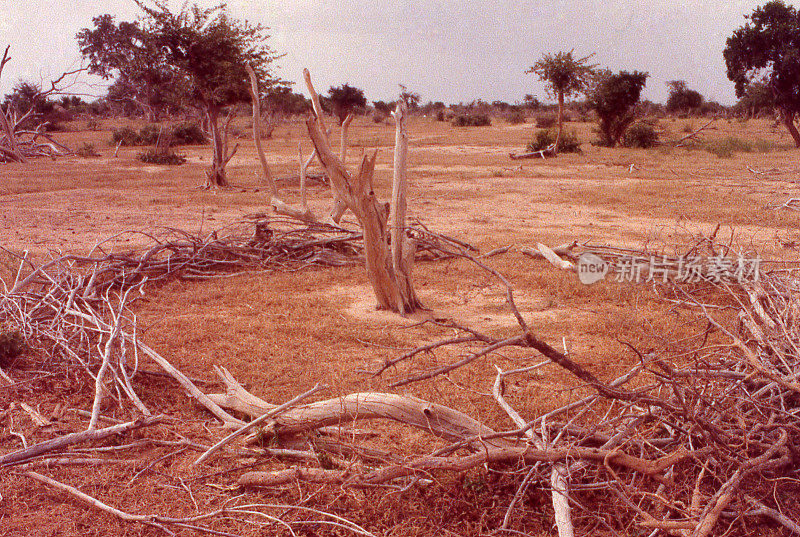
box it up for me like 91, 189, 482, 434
0, 0, 794, 106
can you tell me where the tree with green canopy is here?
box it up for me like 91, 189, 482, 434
526, 51, 595, 153
327, 84, 367, 125
587, 70, 649, 147
724, 0, 800, 146
78, 1, 281, 187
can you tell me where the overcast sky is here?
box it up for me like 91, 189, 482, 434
0, 1, 791, 106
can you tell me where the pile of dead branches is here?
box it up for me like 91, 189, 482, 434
2, 229, 800, 536
0, 45, 79, 163
2, 216, 366, 297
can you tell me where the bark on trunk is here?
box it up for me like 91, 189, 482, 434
303, 70, 422, 314
555, 91, 564, 154
305, 119, 415, 313
783, 110, 800, 148
390, 101, 422, 314
206, 106, 229, 188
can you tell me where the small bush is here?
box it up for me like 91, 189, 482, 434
526, 129, 582, 153
504, 110, 526, 125
436, 110, 446, 122
171, 122, 207, 145
113, 123, 207, 147
699, 136, 779, 158
535, 114, 556, 128
85, 118, 101, 131
76, 142, 100, 158
137, 124, 163, 145
702, 136, 754, 158
373, 112, 388, 123
112, 126, 141, 146
137, 148, 186, 165
451, 113, 491, 127
622, 122, 659, 148
0, 330, 25, 368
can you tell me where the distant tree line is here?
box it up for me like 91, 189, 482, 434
3, 0, 796, 155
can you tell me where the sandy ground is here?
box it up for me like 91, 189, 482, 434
2, 116, 800, 536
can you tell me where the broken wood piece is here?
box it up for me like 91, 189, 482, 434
534, 243, 576, 270
520, 241, 578, 261
675, 119, 714, 147
0, 416, 161, 466
193, 383, 325, 466
0, 367, 13, 387
239, 467, 345, 487
271, 197, 318, 223
19, 402, 50, 427
207, 390, 504, 447
134, 340, 244, 427
509, 148, 554, 160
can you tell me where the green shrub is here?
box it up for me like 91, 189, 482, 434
137, 148, 186, 165
702, 136, 754, 158
699, 136, 780, 158
112, 126, 141, 146
113, 123, 207, 147
137, 124, 163, 145
535, 114, 556, 128
171, 122, 207, 145
76, 142, 100, 158
504, 110, 526, 125
451, 113, 491, 127
85, 118, 101, 131
526, 129, 581, 153
622, 122, 659, 148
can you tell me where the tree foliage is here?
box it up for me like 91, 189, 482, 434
263, 86, 310, 115
2, 81, 68, 130
77, 1, 281, 186
587, 70, 649, 147
372, 100, 395, 115
724, 0, 800, 145
665, 80, 704, 114
400, 90, 421, 110
327, 84, 367, 125
77, 13, 177, 120
527, 51, 595, 101
526, 51, 595, 153
733, 80, 776, 117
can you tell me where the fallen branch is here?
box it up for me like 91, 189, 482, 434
0, 416, 161, 466
675, 119, 714, 147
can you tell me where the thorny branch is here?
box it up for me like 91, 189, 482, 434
2, 224, 800, 535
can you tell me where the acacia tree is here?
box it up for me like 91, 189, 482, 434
734, 80, 776, 118
587, 70, 649, 147
526, 51, 595, 152
724, 0, 800, 146
666, 80, 704, 115
328, 84, 367, 125
76, 14, 176, 122
78, 1, 280, 187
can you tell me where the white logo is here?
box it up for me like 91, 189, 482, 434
577, 253, 608, 284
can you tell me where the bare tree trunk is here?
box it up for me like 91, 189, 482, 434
205, 106, 229, 188
303, 72, 421, 314
245, 64, 277, 198
782, 110, 800, 148
390, 100, 422, 314
0, 46, 26, 163
555, 91, 564, 154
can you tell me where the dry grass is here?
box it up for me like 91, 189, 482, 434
2, 114, 800, 535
